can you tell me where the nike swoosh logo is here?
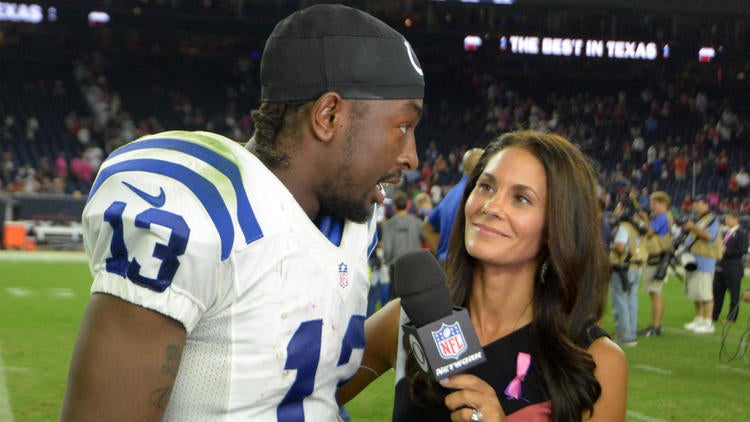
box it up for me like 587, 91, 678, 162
122, 181, 166, 207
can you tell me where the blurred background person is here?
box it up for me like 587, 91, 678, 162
682, 194, 721, 334
424, 147, 484, 263
381, 190, 426, 298
638, 191, 673, 338
609, 197, 647, 346
712, 211, 747, 324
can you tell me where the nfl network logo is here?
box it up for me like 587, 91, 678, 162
338, 262, 349, 288
432, 322, 467, 360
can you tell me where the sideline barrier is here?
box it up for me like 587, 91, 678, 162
3, 222, 27, 249
6, 193, 86, 222
1, 194, 86, 250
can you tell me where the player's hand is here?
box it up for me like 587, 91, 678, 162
440, 374, 506, 422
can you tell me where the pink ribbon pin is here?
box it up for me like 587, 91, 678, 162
504, 352, 531, 400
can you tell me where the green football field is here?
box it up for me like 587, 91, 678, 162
1, 250, 749, 421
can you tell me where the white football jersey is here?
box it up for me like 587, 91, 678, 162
82, 130, 377, 421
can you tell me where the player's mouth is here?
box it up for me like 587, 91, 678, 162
373, 174, 401, 204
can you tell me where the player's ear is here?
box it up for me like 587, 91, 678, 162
310, 91, 343, 143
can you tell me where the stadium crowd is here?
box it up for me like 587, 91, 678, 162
1, 16, 749, 218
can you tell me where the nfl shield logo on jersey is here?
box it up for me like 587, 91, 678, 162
338, 262, 349, 288
432, 322, 467, 360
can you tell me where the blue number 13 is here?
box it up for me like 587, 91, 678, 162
103, 201, 190, 292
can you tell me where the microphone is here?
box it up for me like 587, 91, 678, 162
393, 250, 486, 381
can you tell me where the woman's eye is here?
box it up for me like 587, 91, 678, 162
476, 182, 493, 193
516, 195, 531, 204
399, 125, 409, 135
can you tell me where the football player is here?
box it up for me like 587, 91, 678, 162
60, 4, 424, 421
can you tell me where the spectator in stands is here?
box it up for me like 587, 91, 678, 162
45, 176, 67, 195
25, 117, 39, 141
631, 128, 645, 164
69, 156, 93, 191
735, 167, 750, 196
2, 115, 17, 142
713, 211, 748, 324
719, 197, 732, 213
424, 141, 439, 166
681, 194, 694, 214
431, 153, 456, 188
673, 149, 688, 181
424, 148, 483, 262
730, 197, 741, 213
1, 151, 14, 188
417, 161, 432, 193
55, 152, 68, 179
18, 165, 40, 193
741, 199, 750, 215
715, 149, 729, 177
727, 172, 740, 198
82, 145, 104, 173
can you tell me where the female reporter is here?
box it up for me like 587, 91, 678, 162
337, 130, 627, 421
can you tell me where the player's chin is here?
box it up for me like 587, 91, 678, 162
351, 202, 373, 224
339, 199, 372, 224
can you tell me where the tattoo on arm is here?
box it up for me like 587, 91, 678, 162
149, 386, 173, 410
148, 344, 182, 409
161, 344, 181, 377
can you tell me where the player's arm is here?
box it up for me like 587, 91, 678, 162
583, 337, 628, 422
60, 293, 187, 422
336, 298, 402, 405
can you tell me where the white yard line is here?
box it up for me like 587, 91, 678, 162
0, 250, 86, 262
718, 364, 750, 376
627, 410, 666, 422
632, 364, 673, 375
5, 287, 75, 299
0, 350, 15, 422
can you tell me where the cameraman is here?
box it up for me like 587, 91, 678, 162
638, 191, 673, 337
609, 197, 647, 346
682, 194, 721, 334
712, 211, 747, 324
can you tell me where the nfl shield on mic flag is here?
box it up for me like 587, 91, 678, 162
394, 250, 486, 381
402, 307, 486, 380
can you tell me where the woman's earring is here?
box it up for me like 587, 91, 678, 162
539, 260, 549, 285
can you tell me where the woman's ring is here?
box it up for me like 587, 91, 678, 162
470, 407, 483, 422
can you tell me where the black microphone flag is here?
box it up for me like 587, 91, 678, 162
394, 250, 486, 380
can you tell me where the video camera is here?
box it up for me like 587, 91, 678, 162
654, 214, 696, 280
608, 197, 648, 235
